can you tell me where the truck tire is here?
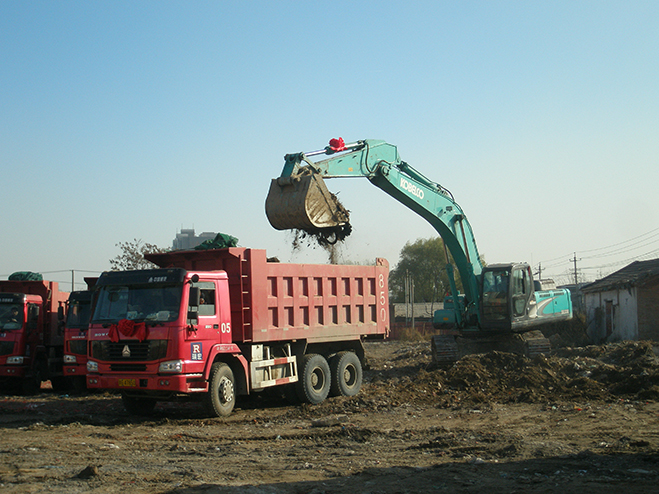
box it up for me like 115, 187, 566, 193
296, 354, 331, 405
330, 351, 362, 397
204, 362, 236, 417
121, 394, 157, 416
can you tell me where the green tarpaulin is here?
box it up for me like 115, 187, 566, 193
194, 233, 239, 250
9, 271, 43, 281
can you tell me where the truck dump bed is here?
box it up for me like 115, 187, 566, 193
145, 248, 389, 344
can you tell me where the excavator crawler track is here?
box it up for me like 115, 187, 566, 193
431, 330, 552, 366
431, 335, 459, 367
520, 330, 552, 358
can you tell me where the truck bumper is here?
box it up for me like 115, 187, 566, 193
63, 364, 86, 376
86, 373, 208, 394
0, 365, 28, 378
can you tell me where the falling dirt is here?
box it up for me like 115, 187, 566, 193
2, 339, 659, 493
290, 223, 352, 265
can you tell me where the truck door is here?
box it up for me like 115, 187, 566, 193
187, 280, 225, 342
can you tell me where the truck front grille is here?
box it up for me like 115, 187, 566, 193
91, 340, 168, 362
110, 363, 148, 372
0, 341, 15, 356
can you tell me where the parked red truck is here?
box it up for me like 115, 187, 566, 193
62, 277, 97, 393
86, 247, 389, 416
0, 277, 69, 394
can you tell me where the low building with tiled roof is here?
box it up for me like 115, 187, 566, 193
582, 259, 659, 342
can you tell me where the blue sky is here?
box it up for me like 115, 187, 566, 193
1, 1, 658, 290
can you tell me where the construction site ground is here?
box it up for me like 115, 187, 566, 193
2, 338, 659, 493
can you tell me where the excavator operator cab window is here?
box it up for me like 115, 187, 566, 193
481, 270, 510, 321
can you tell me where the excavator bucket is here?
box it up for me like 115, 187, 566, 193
265, 172, 350, 231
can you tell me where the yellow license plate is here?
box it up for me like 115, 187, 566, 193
118, 379, 136, 387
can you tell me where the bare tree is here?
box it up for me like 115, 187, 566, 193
110, 239, 168, 271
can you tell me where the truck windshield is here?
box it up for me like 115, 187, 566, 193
67, 299, 92, 330
91, 284, 182, 324
0, 303, 23, 330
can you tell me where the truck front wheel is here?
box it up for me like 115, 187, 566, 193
330, 351, 362, 397
296, 354, 330, 405
204, 362, 236, 417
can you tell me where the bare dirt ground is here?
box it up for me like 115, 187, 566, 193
2, 339, 659, 493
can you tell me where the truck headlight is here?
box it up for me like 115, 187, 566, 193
64, 355, 77, 364
6, 356, 24, 364
87, 360, 98, 372
158, 360, 183, 373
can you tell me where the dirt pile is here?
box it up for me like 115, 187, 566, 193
2, 340, 659, 494
352, 340, 659, 410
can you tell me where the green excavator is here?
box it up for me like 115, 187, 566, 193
265, 138, 572, 365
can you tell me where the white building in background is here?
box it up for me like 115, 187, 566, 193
172, 229, 217, 250
582, 259, 659, 343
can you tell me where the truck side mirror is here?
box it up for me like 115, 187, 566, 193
58, 306, 65, 322
188, 286, 200, 327
189, 287, 200, 307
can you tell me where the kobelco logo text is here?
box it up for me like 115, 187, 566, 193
400, 178, 424, 199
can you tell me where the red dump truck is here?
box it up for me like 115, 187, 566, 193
62, 277, 97, 393
86, 247, 389, 416
0, 278, 69, 394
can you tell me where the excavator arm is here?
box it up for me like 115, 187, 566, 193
265, 138, 484, 325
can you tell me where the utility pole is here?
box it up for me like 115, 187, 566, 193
536, 262, 542, 280
71, 270, 75, 292
404, 270, 409, 324
411, 278, 415, 330
570, 252, 580, 285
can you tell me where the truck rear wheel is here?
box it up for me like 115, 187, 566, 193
296, 354, 330, 404
121, 394, 157, 416
330, 351, 362, 397
204, 362, 236, 417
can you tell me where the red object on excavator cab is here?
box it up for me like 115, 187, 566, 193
328, 137, 346, 152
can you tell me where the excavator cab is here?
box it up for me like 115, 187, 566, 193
481, 263, 541, 332
480, 263, 533, 330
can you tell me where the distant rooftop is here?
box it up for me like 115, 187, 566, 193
582, 258, 659, 293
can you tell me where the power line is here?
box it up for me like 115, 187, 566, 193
579, 226, 659, 254
581, 234, 659, 260
538, 226, 659, 265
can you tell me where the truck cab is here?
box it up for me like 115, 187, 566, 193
0, 293, 47, 393
86, 268, 241, 413
62, 290, 95, 392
